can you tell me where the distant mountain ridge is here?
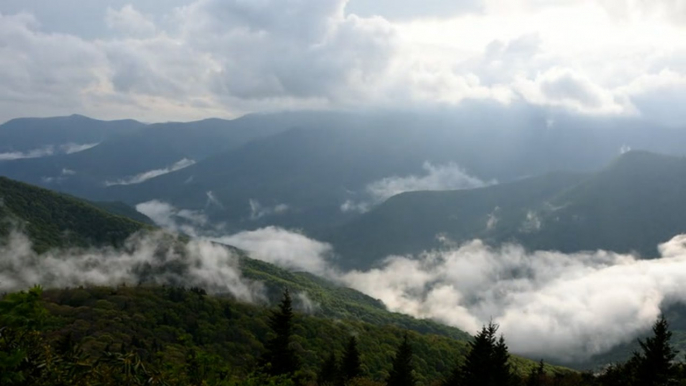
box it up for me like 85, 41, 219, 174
3, 110, 686, 256
321, 151, 686, 269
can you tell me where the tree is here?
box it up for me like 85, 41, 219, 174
0, 286, 48, 385
525, 360, 546, 386
444, 322, 515, 386
340, 336, 362, 384
386, 334, 415, 386
318, 351, 339, 386
491, 335, 515, 385
632, 316, 678, 386
261, 289, 300, 376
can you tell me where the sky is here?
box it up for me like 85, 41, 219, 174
0, 0, 685, 125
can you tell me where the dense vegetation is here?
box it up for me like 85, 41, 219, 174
0, 285, 565, 385
0, 177, 149, 252
3, 286, 686, 385
239, 257, 470, 341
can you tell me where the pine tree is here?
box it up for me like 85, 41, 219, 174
444, 322, 515, 386
632, 316, 678, 386
260, 289, 300, 376
318, 351, 339, 386
525, 360, 545, 386
341, 336, 362, 384
492, 335, 514, 385
386, 334, 416, 386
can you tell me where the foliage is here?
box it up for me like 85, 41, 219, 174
444, 322, 516, 386
386, 335, 416, 386
0, 176, 149, 252
341, 336, 363, 383
261, 289, 300, 377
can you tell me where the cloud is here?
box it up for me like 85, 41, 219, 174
105, 5, 156, 37
514, 67, 632, 114
0, 230, 262, 302
214, 226, 335, 276
340, 199, 371, 214
1, 1, 686, 125
345, 0, 482, 20
294, 291, 320, 314
136, 200, 208, 236
205, 190, 224, 209
0, 142, 98, 161
0, 145, 54, 161
61, 142, 99, 154
249, 199, 290, 220
340, 235, 686, 361
44, 197, 686, 362
105, 158, 195, 186
343, 162, 494, 212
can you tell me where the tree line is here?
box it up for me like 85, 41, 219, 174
2, 286, 686, 385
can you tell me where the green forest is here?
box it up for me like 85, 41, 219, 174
1, 285, 685, 386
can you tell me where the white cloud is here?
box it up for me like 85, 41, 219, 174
105, 5, 156, 37
0, 145, 54, 161
0, 230, 262, 302
249, 199, 290, 220
340, 235, 686, 361
105, 158, 195, 186
367, 162, 494, 201
136, 199, 208, 236
340, 199, 371, 214
0, 1, 685, 125
0, 142, 98, 161
343, 162, 493, 212
214, 226, 335, 276
61, 142, 100, 154
513, 67, 632, 114
77, 198, 686, 361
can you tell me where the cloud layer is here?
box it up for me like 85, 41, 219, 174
105, 158, 195, 186
0, 0, 684, 125
341, 236, 686, 361
0, 142, 99, 161
342, 162, 493, 212
0, 230, 262, 302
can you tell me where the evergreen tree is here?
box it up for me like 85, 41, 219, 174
444, 322, 515, 386
340, 336, 362, 384
386, 334, 416, 386
261, 289, 300, 376
318, 352, 339, 386
632, 316, 678, 386
525, 360, 545, 386
492, 335, 514, 386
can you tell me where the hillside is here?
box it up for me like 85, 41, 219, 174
322, 152, 686, 268
0, 176, 470, 342
32, 285, 563, 385
0, 176, 149, 252
320, 171, 587, 269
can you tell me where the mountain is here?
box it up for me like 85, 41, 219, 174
322, 152, 686, 268
3, 110, 686, 236
319, 171, 588, 269
94, 109, 686, 234
0, 176, 149, 252
0, 113, 299, 198
34, 284, 565, 384
0, 114, 143, 155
